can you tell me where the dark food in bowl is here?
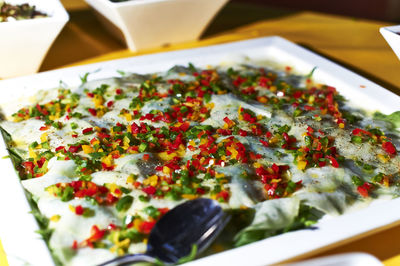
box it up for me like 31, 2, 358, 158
0, 1, 47, 22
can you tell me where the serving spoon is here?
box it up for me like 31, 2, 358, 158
98, 198, 230, 266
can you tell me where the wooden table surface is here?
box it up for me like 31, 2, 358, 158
1, 0, 400, 265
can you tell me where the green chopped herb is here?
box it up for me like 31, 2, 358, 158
61, 186, 74, 202
351, 176, 363, 186
116, 195, 134, 212
144, 206, 160, 219
139, 143, 148, 153
70, 122, 78, 130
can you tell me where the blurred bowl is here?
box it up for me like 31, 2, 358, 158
84, 0, 229, 51
0, 0, 69, 79
380, 25, 400, 61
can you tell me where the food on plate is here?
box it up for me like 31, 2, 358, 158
0, 1, 47, 22
1, 63, 399, 265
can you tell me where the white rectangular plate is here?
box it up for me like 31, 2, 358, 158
0, 36, 399, 266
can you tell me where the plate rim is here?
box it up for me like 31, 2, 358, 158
0, 36, 399, 266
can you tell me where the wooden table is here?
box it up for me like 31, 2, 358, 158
1, 1, 400, 265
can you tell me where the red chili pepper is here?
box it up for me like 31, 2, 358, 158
39, 126, 49, 131
22, 161, 34, 174
87, 225, 105, 244
97, 132, 111, 139
352, 128, 371, 136
107, 101, 114, 108
140, 221, 156, 234
293, 91, 303, 99
382, 141, 397, 155
187, 145, 195, 151
158, 208, 169, 216
114, 188, 122, 196
197, 107, 207, 114
217, 129, 232, 136
304, 105, 315, 111
316, 142, 322, 151
223, 116, 232, 124
75, 205, 84, 215
216, 190, 230, 201
233, 76, 247, 86
55, 146, 65, 152
252, 125, 262, 136
143, 186, 156, 195
106, 193, 118, 204
238, 129, 247, 136
271, 163, 279, 174
36, 104, 49, 116
326, 86, 337, 93
259, 139, 269, 147
82, 127, 93, 134
68, 145, 80, 153
313, 152, 323, 161
116, 88, 123, 95
70, 180, 82, 190
282, 132, 290, 142
352, 128, 362, 135
326, 93, 334, 105
179, 122, 190, 132
88, 108, 97, 116
37, 157, 46, 168
326, 155, 339, 168
196, 187, 206, 194
111, 152, 120, 159
108, 223, 117, 230
357, 186, 369, 197
131, 123, 140, 134
258, 76, 270, 87
243, 113, 256, 123
101, 163, 115, 171
72, 240, 78, 250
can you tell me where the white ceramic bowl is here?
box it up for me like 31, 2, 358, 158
380, 25, 400, 61
84, 0, 229, 51
0, 0, 69, 79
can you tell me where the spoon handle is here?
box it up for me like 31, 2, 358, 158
97, 254, 157, 266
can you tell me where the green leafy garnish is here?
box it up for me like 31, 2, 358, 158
116, 195, 134, 212
373, 111, 400, 129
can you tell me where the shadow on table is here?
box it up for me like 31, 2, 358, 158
299, 43, 400, 95
40, 8, 124, 71
203, 3, 296, 37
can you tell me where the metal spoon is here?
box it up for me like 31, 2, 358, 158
98, 198, 231, 266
